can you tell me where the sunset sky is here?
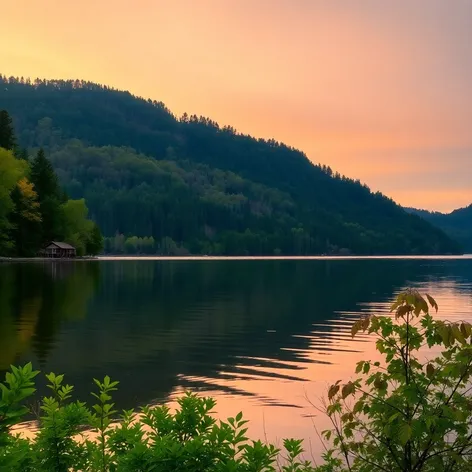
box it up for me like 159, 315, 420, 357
2, 0, 472, 212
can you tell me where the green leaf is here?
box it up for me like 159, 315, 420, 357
452, 324, 466, 345
460, 322, 471, 339
399, 423, 412, 445
388, 412, 401, 424
438, 325, 452, 347
373, 377, 387, 391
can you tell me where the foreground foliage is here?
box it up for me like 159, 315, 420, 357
323, 290, 472, 471
0, 366, 324, 471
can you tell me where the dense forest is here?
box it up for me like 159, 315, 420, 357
406, 206, 472, 253
0, 75, 462, 255
0, 109, 102, 257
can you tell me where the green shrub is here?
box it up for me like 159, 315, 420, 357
322, 290, 472, 471
0, 365, 322, 471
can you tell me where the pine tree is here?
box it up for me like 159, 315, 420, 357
30, 149, 61, 201
30, 148, 64, 243
0, 109, 15, 150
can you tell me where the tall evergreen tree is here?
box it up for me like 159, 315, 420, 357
30, 149, 61, 202
30, 148, 64, 243
0, 109, 15, 150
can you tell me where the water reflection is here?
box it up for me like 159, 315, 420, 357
1, 258, 472, 450
0, 262, 100, 369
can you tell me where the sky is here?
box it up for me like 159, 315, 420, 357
2, 0, 472, 212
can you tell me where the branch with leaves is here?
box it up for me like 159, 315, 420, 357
322, 289, 472, 472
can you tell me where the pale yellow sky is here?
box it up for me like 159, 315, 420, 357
2, 0, 472, 211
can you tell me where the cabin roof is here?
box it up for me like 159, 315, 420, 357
47, 241, 76, 250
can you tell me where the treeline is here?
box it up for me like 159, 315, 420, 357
0, 110, 102, 257
0, 76, 462, 255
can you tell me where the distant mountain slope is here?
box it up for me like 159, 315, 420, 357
0, 75, 461, 255
406, 206, 472, 253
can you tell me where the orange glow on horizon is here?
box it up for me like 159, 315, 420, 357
2, 0, 472, 212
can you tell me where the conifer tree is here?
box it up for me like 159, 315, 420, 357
0, 109, 15, 150
30, 149, 61, 202
30, 148, 64, 243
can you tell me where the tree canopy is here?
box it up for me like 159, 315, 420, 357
0, 109, 103, 257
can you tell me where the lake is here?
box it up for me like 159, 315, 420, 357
1, 257, 472, 456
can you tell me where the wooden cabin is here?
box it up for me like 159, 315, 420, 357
42, 241, 77, 258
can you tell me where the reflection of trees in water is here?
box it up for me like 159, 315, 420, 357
0, 262, 100, 370
1, 259, 470, 411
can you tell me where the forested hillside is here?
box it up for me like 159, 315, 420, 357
0, 75, 462, 255
406, 206, 472, 253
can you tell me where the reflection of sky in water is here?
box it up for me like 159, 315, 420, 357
167, 276, 472, 455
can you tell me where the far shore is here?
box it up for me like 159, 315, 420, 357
2, 254, 471, 263
0, 256, 99, 263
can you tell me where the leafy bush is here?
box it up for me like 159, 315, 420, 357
322, 290, 472, 471
0, 365, 322, 471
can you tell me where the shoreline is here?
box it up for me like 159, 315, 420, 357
1, 254, 470, 263
0, 256, 99, 263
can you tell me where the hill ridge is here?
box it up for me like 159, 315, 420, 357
0, 75, 462, 255
406, 206, 472, 252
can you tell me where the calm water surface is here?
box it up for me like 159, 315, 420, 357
1, 257, 472, 455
